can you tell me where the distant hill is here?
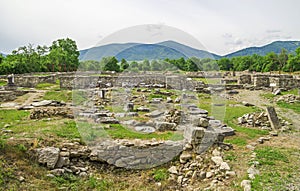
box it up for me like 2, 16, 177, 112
224, 41, 300, 58
115, 44, 187, 61
79, 41, 219, 61
158, 41, 220, 59
79, 40, 300, 61
79, 43, 140, 61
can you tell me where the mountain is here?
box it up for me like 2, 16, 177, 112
157, 41, 221, 59
79, 40, 300, 61
115, 44, 187, 61
79, 43, 140, 61
224, 41, 300, 58
79, 41, 220, 61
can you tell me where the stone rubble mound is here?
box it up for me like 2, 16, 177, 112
275, 94, 300, 103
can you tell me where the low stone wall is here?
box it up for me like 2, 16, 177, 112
0, 91, 16, 102
239, 74, 252, 84
91, 140, 184, 169
253, 76, 270, 87
15, 75, 56, 88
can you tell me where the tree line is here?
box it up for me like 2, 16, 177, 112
79, 57, 219, 72
0, 38, 79, 75
1, 39, 300, 75
217, 47, 300, 73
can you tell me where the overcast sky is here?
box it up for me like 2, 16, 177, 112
1, 0, 299, 55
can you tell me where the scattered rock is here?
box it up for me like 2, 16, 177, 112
241, 180, 251, 191
242, 101, 255, 107
220, 162, 230, 171
36, 147, 60, 169
168, 166, 178, 174
211, 156, 223, 165
180, 151, 192, 164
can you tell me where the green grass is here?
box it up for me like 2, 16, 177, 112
152, 168, 169, 182
224, 137, 247, 146
36, 83, 56, 90
43, 90, 72, 102
224, 151, 238, 161
282, 88, 299, 96
277, 101, 300, 113
107, 124, 183, 140
72, 90, 88, 105
255, 146, 289, 165
251, 171, 291, 191
42, 121, 81, 140
193, 77, 222, 84
0, 110, 30, 128
260, 92, 276, 100
0, 80, 6, 86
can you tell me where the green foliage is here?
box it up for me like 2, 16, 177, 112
152, 169, 168, 181
217, 47, 300, 72
0, 38, 79, 75
255, 146, 288, 165
103, 56, 120, 72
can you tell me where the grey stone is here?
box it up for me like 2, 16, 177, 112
168, 166, 178, 174
215, 126, 235, 136
31, 100, 52, 107
209, 120, 223, 128
146, 110, 164, 118
211, 156, 223, 165
155, 122, 176, 131
36, 147, 60, 169
206, 171, 213, 179
198, 118, 209, 128
266, 106, 281, 130
134, 126, 156, 133
180, 151, 192, 164
55, 156, 70, 168
220, 162, 230, 171
241, 180, 251, 191
136, 106, 150, 112
242, 101, 255, 107
225, 171, 236, 177
124, 102, 134, 112
166, 97, 173, 103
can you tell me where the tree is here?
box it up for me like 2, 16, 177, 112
120, 58, 129, 71
278, 48, 288, 74
103, 57, 120, 72
217, 58, 232, 71
48, 38, 79, 72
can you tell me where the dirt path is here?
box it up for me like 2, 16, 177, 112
233, 89, 300, 131
0, 90, 46, 109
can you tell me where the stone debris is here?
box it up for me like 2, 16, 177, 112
238, 111, 289, 131
275, 94, 300, 103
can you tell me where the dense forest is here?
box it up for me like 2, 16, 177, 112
1, 39, 300, 75
0, 38, 79, 74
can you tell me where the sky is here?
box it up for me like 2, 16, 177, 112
0, 0, 299, 56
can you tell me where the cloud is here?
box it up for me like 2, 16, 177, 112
222, 33, 233, 39
266, 29, 281, 33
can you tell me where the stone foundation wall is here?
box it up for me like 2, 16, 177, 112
15, 75, 56, 88
238, 75, 252, 84
253, 76, 270, 87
